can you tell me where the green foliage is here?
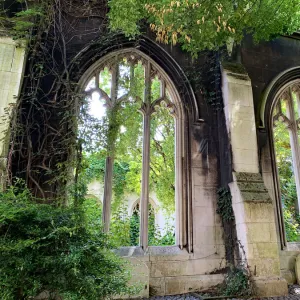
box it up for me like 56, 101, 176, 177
1, 2, 46, 40
0, 185, 134, 300
221, 266, 252, 297
216, 187, 235, 221
129, 211, 140, 246
106, 203, 175, 247
108, 0, 300, 56
81, 56, 176, 216
284, 206, 300, 242
274, 119, 300, 242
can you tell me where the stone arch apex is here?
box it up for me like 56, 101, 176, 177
260, 66, 300, 128
70, 35, 199, 122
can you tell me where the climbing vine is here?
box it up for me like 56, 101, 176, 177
1, 0, 111, 202
216, 187, 253, 297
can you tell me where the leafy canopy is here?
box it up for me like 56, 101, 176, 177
108, 0, 300, 55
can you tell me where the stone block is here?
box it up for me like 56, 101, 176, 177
230, 119, 258, 151
237, 181, 267, 193
230, 183, 241, 204
149, 246, 191, 261
233, 163, 259, 173
247, 223, 271, 243
286, 243, 300, 251
0, 71, 12, 89
235, 223, 248, 248
249, 203, 275, 222
11, 47, 26, 74
194, 206, 215, 227
233, 202, 247, 225
164, 274, 224, 295
253, 277, 288, 297
242, 191, 272, 202
0, 89, 9, 107
192, 167, 218, 187
280, 253, 297, 271
295, 253, 300, 285
150, 258, 225, 278
193, 186, 216, 208
251, 243, 279, 259
193, 244, 225, 260
149, 277, 165, 296
125, 256, 150, 298
225, 103, 255, 123
281, 269, 296, 284
233, 149, 259, 171
0, 44, 14, 72
225, 81, 253, 106
233, 172, 263, 182
269, 222, 278, 242
194, 225, 224, 246
248, 258, 280, 277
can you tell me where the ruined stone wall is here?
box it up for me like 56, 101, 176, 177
31, 16, 226, 296
241, 34, 300, 285
0, 36, 26, 186
5, 6, 300, 296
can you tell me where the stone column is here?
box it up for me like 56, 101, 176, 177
102, 156, 114, 232
139, 61, 152, 250
139, 109, 151, 250
0, 37, 26, 188
221, 64, 288, 297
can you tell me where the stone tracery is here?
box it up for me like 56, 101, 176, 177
81, 49, 185, 249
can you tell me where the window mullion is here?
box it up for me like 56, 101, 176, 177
286, 89, 300, 213
102, 62, 119, 232
139, 61, 152, 250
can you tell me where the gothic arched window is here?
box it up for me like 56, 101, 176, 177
271, 81, 300, 243
78, 49, 185, 250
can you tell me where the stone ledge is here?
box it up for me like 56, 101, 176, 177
149, 274, 224, 296
232, 172, 272, 203
234, 172, 265, 183
253, 277, 288, 297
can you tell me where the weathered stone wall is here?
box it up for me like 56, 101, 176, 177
0, 36, 26, 185
3, 6, 300, 295
242, 34, 300, 286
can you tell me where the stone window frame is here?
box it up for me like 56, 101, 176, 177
78, 48, 188, 251
263, 74, 300, 249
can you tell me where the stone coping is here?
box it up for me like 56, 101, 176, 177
286, 243, 300, 251
114, 245, 190, 258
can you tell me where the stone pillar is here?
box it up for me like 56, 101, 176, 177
221, 64, 288, 297
0, 36, 26, 187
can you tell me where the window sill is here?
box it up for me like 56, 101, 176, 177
286, 242, 300, 251
114, 245, 191, 259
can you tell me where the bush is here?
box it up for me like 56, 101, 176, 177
221, 266, 252, 297
0, 186, 134, 300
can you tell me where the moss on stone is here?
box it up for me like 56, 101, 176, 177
222, 62, 247, 75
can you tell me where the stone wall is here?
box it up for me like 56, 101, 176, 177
115, 129, 226, 297
2, 9, 300, 296
0, 36, 26, 185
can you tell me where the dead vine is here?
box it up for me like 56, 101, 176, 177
6, 0, 109, 202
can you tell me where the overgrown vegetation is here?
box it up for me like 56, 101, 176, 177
220, 265, 252, 297
0, 183, 135, 300
216, 188, 253, 297
216, 187, 235, 222
109, 0, 300, 56
274, 116, 300, 242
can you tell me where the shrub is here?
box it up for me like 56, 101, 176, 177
0, 186, 134, 300
221, 266, 252, 297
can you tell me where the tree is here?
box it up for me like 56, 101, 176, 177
108, 0, 300, 56
273, 119, 300, 241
